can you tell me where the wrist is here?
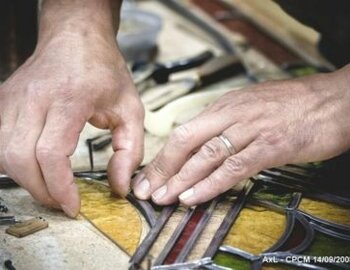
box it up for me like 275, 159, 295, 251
37, 0, 121, 50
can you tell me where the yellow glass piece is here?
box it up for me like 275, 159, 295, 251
223, 205, 286, 255
299, 198, 350, 226
76, 179, 142, 255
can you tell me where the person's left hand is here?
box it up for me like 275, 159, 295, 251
132, 68, 350, 206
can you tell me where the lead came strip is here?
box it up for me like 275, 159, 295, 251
163, 205, 208, 265
203, 180, 254, 258
130, 205, 177, 269
153, 207, 196, 266
174, 198, 220, 263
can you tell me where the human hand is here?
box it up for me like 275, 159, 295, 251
0, 0, 144, 217
133, 67, 350, 206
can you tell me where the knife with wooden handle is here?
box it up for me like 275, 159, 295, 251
141, 54, 245, 111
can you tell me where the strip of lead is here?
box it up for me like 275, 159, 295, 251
203, 181, 254, 258
153, 207, 196, 266
174, 198, 219, 263
130, 205, 177, 269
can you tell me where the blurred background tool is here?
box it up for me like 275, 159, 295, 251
0, 175, 18, 189
158, 0, 236, 54
141, 54, 246, 111
117, 7, 162, 62
132, 50, 214, 90
0, 216, 16, 226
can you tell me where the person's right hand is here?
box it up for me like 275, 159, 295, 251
0, 0, 144, 217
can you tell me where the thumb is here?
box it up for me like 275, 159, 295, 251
107, 116, 144, 197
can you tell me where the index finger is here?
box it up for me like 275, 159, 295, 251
133, 112, 233, 200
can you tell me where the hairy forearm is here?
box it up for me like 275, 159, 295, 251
38, 0, 122, 47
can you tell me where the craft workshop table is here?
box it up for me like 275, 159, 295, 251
0, 1, 341, 270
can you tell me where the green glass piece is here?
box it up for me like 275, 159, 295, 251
304, 232, 350, 256
291, 67, 318, 77
252, 185, 292, 207
213, 252, 250, 270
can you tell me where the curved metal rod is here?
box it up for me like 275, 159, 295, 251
287, 192, 303, 210
288, 213, 315, 254
306, 215, 350, 240
126, 193, 158, 228
265, 210, 295, 253
219, 203, 313, 255
75, 178, 157, 228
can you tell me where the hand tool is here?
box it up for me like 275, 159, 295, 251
0, 216, 17, 225
133, 50, 214, 91
141, 54, 246, 111
0, 174, 18, 188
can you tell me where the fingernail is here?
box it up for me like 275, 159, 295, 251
132, 172, 145, 188
152, 186, 167, 202
61, 204, 78, 218
179, 188, 194, 201
134, 178, 150, 199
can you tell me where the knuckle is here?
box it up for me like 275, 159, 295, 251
205, 176, 225, 194
149, 156, 171, 178
30, 191, 56, 207
36, 145, 55, 163
223, 156, 245, 175
169, 125, 193, 146
2, 147, 16, 165
56, 88, 75, 104
258, 130, 284, 147
172, 173, 185, 184
2, 146, 27, 167
135, 150, 144, 166
200, 139, 224, 160
48, 182, 70, 199
25, 81, 42, 96
177, 164, 193, 181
